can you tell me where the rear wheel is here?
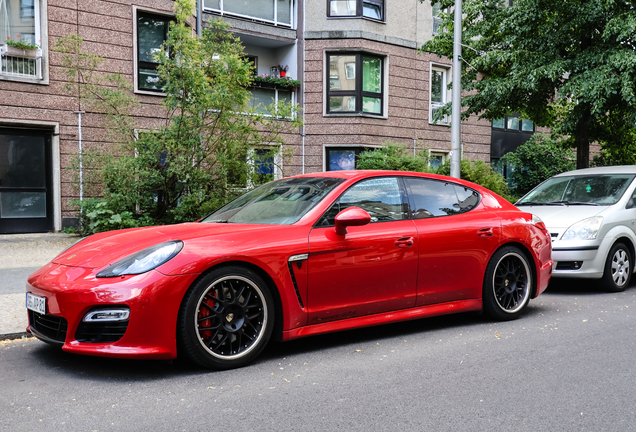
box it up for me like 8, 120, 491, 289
483, 246, 533, 321
178, 266, 274, 370
601, 242, 631, 292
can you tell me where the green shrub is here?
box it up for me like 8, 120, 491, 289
71, 198, 154, 236
500, 134, 575, 197
356, 143, 433, 172
436, 159, 514, 202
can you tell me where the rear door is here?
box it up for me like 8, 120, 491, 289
403, 177, 501, 306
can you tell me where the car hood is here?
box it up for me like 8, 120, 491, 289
52, 223, 286, 269
515, 205, 607, 230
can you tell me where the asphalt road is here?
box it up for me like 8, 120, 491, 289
2, 279, 636, 432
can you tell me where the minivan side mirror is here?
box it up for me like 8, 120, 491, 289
334, 207, 371, 235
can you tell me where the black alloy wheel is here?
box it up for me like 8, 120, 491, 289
483, 246, 533, 321
179, 266, 274, 370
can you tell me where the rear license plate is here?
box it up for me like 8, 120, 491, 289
26, 293, 46, 315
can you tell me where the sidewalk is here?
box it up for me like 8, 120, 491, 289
0, 233, 78, 339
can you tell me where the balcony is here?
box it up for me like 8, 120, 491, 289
0, 44, 43, 79
204, 0, 294, 28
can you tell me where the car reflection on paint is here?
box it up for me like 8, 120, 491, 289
27, 170, 552, 370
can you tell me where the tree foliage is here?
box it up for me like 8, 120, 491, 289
57, 0, 301, 234
357, 143, 513, 201
421, 0, 636, 168
500, 133, 576, 197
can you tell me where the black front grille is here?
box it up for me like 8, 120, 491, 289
75, 321, 129, 343
29, 311, 68, 343
556, 261, 583, 270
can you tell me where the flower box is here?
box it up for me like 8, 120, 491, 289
0, 44, 42, 59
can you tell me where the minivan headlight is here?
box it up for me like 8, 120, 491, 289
562, 216, 603, 241
97, 241, 183, 278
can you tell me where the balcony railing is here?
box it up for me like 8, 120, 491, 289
204, 0, 293, 28
430, 102, 450, 125
0, 45, 43, 79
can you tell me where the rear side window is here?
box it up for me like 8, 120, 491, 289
404, 177, 480, 218
317, 177, 409, 226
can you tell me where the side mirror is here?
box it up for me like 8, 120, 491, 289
334, 207, 371, 235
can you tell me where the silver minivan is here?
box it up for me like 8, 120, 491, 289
516, 166, 636, 292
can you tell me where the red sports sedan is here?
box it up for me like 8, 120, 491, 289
26, 171, 552, 369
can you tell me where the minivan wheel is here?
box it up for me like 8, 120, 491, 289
601, 242, 631, 292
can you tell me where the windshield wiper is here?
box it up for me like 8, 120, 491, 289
547, 201, 600, 206
207, 219, 229, 223
516, 201, 554, 206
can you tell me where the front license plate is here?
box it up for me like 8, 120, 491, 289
26, 293, 46, 315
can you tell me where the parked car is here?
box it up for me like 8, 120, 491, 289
27, 171, 552, 370
516, 166, 636, 292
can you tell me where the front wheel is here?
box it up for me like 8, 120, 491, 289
601, 242, 631, 292
483, 246, 533, 321
178, 266, 275, 370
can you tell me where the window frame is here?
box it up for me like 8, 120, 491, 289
133, 7, 175, 95
204, 0, 294, 28
432, 2, 448, 35
0, 0, 47, 83
325, 52, 385, 117
429, 64, 451, 125
327, 0, 385, 22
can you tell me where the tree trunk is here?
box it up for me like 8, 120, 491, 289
575, 109, 591, 169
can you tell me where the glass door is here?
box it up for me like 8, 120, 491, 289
0, 128, 52, 233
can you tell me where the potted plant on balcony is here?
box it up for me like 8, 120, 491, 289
277, 64, 289, 77
2, 36, 42, 59
252, 74, 300, 91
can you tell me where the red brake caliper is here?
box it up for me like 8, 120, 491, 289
198, 298, 216, 338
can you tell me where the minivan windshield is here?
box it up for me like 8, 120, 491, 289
201, 177, 344, 225
517, 174, 635, 206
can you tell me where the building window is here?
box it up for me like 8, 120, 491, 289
326, 147, 375, 171
0, 0, 43, 80
432, 3, 447, 35
137, 11, 172, 93
248, 87, 294, 116
492, 116, 535, 133
327, 53, 383, 115
429, 150, 448, 169
430, 66, 450, 124
204, 0, 293, 28
328, 0, 384, 21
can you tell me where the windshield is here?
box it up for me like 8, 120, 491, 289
517, 174, 635, 206
201, 177, 345, 225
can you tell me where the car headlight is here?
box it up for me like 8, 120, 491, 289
96, 241, 183, 278
561, 216, 603, 241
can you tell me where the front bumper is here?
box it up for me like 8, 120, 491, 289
550, 240, 606, 279
26, 262, 200, 360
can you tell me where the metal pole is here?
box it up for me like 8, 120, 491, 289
197, 0, 202, 37
450, 0, 462, 179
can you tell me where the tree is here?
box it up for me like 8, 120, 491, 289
421, 0, 636, 169
58, 0, 301, 233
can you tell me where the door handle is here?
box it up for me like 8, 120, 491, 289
395, 236, 414, 248
477, 227, 493, 238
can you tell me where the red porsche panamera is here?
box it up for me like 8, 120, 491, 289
26, 171, 552, 369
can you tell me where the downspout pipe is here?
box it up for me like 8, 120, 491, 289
74, 111, 85, 202
197, 0, 202, 37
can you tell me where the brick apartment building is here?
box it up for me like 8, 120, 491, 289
0, 0, 536, 233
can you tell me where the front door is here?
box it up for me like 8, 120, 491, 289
307, 177, 418, 324
0, 128, 53, 233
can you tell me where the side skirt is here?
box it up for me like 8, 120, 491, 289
281, 299, 482, 341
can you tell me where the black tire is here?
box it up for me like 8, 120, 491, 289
483, 246, 533, 321
601, 242, 632, 292
178, 266, 275, 370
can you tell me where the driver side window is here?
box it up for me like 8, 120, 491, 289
318, 177, 408, 226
